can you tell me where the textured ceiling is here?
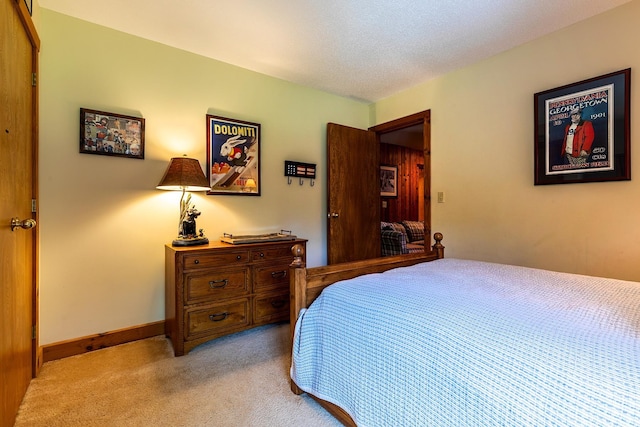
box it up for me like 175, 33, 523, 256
39, 0, 630, 102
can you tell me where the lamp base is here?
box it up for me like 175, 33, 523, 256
172, 236, 210, 247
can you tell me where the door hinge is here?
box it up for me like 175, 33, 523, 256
32, 325, 36, 340
32, 73, 37, 86
31, 199, 37, 213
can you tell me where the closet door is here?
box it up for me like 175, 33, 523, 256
0, 1, 40, 426
326, 123, 380, 264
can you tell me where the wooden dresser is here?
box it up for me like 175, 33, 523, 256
165, 239, 306, 356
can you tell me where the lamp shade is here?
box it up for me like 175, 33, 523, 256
156, 156, 210, 191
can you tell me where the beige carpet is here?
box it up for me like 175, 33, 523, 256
15, 323, 342, 427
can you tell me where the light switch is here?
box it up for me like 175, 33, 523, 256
437, 192, 445, 203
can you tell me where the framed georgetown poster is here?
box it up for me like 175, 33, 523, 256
206, 115, 261, 195
534, 69, 630, 185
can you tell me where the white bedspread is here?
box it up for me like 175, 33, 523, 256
291, 258, 640, 426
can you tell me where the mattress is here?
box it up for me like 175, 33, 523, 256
291, 258, 640, 426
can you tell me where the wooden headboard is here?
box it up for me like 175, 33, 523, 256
287, 233, 444, 425
288, 232, 444, 337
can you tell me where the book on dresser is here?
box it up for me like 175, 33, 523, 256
164, 239, 307, 356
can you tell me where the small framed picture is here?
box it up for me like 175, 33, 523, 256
380, 165, 398, 197
80, 108, 145, 159
533, 69, 630, 185
206, 115, 261, 195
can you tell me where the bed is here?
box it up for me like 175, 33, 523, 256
287, 234, 640, 426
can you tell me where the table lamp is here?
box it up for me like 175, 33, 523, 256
157, 155, 211, 246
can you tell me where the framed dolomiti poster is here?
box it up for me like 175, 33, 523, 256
206, 115, 261, 195
533, 69, 630, 185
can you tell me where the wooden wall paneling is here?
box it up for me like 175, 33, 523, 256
380, 144, 422, 222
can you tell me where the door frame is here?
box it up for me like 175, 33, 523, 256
370, 110, 431, 243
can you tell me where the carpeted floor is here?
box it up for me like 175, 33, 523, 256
15, 323, 342, 427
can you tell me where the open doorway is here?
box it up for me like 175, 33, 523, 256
371, 111, 431, 256
326, 110, 430, 264
379, 123, 425, 222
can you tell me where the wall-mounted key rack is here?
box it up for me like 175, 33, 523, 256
284, 160, 316, 186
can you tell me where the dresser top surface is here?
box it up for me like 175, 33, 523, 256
165, 238, 307, 253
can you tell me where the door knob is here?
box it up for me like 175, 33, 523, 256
11, 218, 36, 231
327, 212, 339, 218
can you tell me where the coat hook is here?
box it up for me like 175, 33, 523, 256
299, 178, 304, 186
310, 179, 315, 187
287, 177, 292, 185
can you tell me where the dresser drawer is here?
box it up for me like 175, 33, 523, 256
166, 239, 305, 355
251, 244, 295, 262
253, 263, 290, 292
182, 249, 250, 270
254, 292, 289, 324
184, 267, 249, 304
186, 299, 250, 339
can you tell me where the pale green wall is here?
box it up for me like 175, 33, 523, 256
38, 9, 369, 344
374, 0, 640, 282
39, 2, 640, 345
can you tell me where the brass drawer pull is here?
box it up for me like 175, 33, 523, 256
270, 270, 287, 279
236, 255, 241, 260
270, 300, 286, 309
209, 312, 228, 322
194, 259, 200, 265
209, 279, 228, 289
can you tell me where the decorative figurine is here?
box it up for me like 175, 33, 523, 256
173, 194, 208, 246
181, 207, 200, 238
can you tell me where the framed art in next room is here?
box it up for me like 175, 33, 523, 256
534, 68, 630, 185
380, 165, 398, 197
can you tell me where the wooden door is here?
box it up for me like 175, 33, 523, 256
327, 123, 380, 264
1, 1, 40, 426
